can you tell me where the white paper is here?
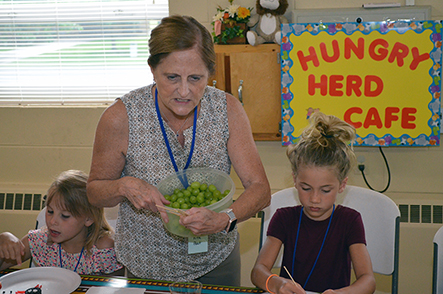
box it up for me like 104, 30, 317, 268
86, 286, 146, 294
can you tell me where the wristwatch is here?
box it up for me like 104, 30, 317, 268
220, 208, 237, 233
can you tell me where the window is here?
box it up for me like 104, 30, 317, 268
0, 0, 168, 105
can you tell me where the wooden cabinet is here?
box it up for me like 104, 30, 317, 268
210, 44, 281, 141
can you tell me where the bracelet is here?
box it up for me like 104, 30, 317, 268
265, 274, 278, 294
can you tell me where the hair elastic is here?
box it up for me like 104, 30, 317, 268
266, 274, 278, 294
321, 132, 334, 138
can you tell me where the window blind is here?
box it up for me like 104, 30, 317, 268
0, 0, 168, 105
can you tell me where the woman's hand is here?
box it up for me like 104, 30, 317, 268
120, 176, 170, 222
0, 232, 25, 266
179, 208, 228, 235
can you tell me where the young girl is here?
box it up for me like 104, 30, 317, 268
251, 112, 376, 294
0, 170, 124, 275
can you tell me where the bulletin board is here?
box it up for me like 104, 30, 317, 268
281, 20, 442, 146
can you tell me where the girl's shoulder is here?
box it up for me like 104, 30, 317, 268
28, 227, 48, 243
336, 204, 361, 217
335, 205, 363, 223
95, 234, 115, 250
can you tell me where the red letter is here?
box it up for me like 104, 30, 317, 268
388, 42, 409, 67
402, 108, 416, 129
308, 74, 328, 96
364, 107, 383, 129
369, 39, 389, 61
385, 107, 400, 128
329, 75, 344, 96
364, 75, 383, 97
344, 107, 363, 128
346, 75, 362, 96
345, 37, 364, 60
297, 47, 319, 71
320, 40, 340, 63
410, 47, 430, 70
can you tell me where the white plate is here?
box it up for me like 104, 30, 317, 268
0, 267, 81, 294
86, 286, 146, 294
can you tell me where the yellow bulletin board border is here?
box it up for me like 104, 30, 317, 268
281, 20, 442, 147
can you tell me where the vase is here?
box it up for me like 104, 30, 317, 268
220, 22, 248, 44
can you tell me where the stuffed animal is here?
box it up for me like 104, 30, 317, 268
246, 0, 289, 46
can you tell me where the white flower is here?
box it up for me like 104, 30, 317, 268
227, 4, 240, 18
213, 11, 225, 22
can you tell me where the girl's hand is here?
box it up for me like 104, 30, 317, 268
0, 232, 25, 266
179, 207, 227, 235
275, 277, 306, 294
120, 177, 170, 222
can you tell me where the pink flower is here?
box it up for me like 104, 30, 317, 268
214, 20, 222, 36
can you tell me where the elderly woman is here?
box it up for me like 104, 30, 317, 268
87, 15, 271, 286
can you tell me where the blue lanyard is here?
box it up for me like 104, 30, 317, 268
291, 204, 335, 289
59, 243, 84, 273
154, 88, 197, 187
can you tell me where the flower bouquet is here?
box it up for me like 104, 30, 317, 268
212, 0, 253, 44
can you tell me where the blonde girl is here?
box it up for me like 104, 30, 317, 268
251, 112, 376, 294
0, 170, 124, 275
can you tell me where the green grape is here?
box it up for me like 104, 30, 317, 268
213, 190, 221, 199
163, 181, 228, 209
208, 184, 217, 192
196, 194, 205, 204
190, 181, 201, 189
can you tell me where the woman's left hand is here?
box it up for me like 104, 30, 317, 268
179, 207, 228, 235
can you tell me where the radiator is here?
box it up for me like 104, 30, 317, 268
396, 201, 443, 294
0, 191, 46, 237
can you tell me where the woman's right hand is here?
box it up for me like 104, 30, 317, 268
120, 176, 170, 222
0, 232, 25, 266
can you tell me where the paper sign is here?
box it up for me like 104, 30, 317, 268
188, 236, 208, 254
281, 20, 442, 146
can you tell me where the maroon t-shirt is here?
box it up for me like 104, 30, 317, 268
267, 205, 366, 293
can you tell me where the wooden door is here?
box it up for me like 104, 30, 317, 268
229, 50, 281, 140
211, 44, 282, 141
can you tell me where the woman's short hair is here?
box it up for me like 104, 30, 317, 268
148, 15, 216, 76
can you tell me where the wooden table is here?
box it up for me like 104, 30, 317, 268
0, 269, 265, 294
